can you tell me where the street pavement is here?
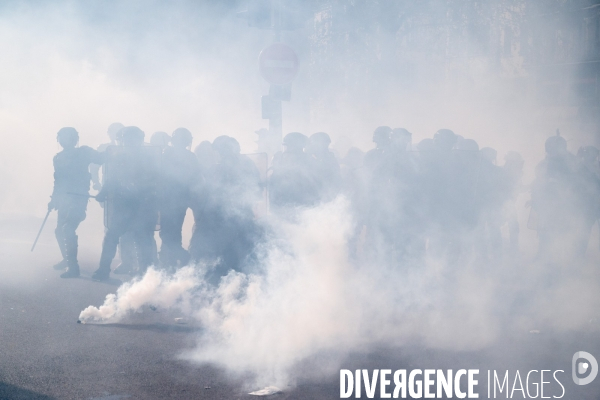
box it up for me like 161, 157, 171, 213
0, 213, 599, 399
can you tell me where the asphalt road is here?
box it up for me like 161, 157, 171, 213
1, 213, 600, 399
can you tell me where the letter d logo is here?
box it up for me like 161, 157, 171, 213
572, 351, 598, 385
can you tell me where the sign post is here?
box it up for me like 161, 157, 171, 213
259, 43, 299, 86
258, 42, 299, 157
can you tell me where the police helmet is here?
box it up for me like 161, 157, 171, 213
171, 127, 193, 148
545, 135, 567, 156
310, 131, 331, 146
107, 122, 124, 140
392, 128, 412, 139
57, 127, 79, 148
433, 129, 457, 151
373, 126, 392, 144
416, 138, 435, 152
120, 126, 145, 147
212, 135, 240, 156
150, 131, 171, 148
456, 138, 479, 152
577, 145, 599, 161
283, 132, 308, 151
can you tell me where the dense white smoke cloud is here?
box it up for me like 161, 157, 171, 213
79, 197, 360, 386
78, 196, 600, 388
79, 266, 200, 322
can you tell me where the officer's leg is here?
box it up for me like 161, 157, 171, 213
159, 201, 188, 267
134, 229, 154, 275
188, 208, 209, 263
93, 210, 129, 281
53, 208, 68, 270
158, 205, 175, 267
114, 232, 137, 274
172, 202, 190, 265
100, 230, 120, 267
60, 202, 87, 278
134, 212, 158, 276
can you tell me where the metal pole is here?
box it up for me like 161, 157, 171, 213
268, 85, 283, 151
271, 0, 282, 148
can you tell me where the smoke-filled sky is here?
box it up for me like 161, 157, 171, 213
0, 0, 271, 215
1, 0, 595, 216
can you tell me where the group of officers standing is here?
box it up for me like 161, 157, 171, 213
48, 123, 600, 282
50, 123, 262, 281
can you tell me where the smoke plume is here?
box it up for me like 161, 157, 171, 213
77, 195, 599, 388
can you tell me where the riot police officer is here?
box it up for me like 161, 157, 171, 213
189, 135, 262, 281
49, 127, 102, 278
159, 127, 198, 268
269, 132, 319, 214
92, 126, 160, 281
531, 134, 578, 261
306, 132, 342, 202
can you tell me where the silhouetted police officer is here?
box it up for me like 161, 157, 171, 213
531, 134, 578, 261
49, 127, 102, 278
90, 123, 140, 275
90, 122, 124, 190
159, 127, 198, 268
269, 132, 319, 215
190, 135, 262, 281
363, 126, 394, 261
92, 126, 159, 281
306, 132, 342, 202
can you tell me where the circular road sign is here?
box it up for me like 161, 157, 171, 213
259, 43, 299, 85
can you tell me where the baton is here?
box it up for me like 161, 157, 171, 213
31, 209, 51, 252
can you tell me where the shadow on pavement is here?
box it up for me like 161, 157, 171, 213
84, 322, 201, 334
76, 277, 124, 286
0, 382, 56, 399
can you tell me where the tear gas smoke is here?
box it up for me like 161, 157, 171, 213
79, 266, 200, 323
78, 196, 600, 388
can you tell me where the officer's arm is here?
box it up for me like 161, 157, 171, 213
90, 148, 105, 166
84, 147, 103, 189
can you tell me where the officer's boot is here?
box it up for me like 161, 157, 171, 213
60, 235, 80, 278
92, 256, 112, 282
92, 249, 114, 282
93, 230, 121, 282
114, 233, 136, 274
